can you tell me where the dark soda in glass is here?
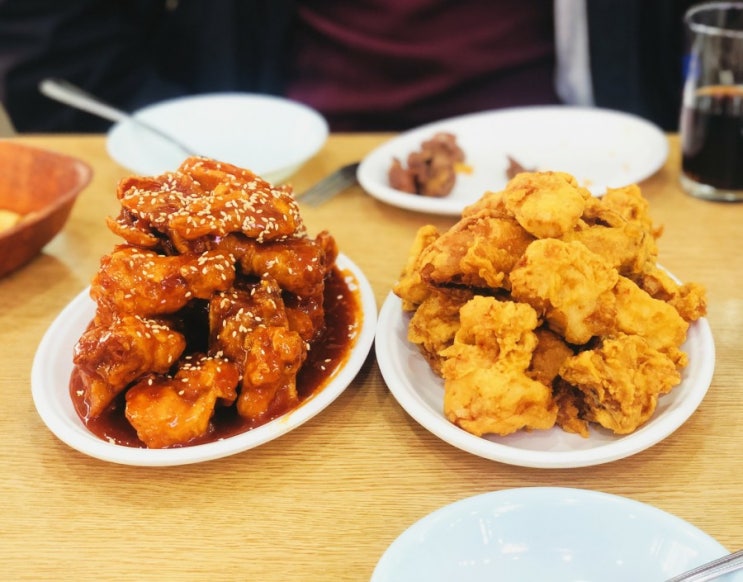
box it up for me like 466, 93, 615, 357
680, 85, 743, 191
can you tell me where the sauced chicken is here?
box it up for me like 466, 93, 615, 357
73, 157, 340, 448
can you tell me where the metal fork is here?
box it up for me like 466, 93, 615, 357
39, 77, 200, 157
665, 548, 743, 582
298, 162, 360, 206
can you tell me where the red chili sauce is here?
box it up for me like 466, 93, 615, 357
69, 265, 361, 448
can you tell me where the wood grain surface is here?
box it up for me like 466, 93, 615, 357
0, 134, 740, 581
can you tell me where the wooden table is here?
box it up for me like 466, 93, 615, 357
1, 134, 741, 581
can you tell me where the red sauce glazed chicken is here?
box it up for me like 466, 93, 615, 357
72, 157, 348, 449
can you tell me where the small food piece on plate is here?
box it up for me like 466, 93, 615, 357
388, 132, 466, 197
505, 155, 535, 179
394, 170, 707, 438
72, 156, 356, 448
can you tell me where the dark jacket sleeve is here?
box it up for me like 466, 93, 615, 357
0, 0, 295, 132
586, 0, 697, 131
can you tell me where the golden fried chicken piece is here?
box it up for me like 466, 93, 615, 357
600, 183, 658, 236
510, 239, 690, 359
562, 219, 655, 278
419, 211, 534, 290
74, 315, 186, 418
407, 287, 474, 375
462, 188, 509, 218
125, 354, 240, 448
441, 296, 557, 436
238, 325, 306, 422
510, 239, 619, 345
559, 334, 680, 434
637, 266, 707, 322
108, 157, 305, 253
528, 327, 575, 387
613, 277, 689, 366
90, 245, 236, 317
553, 380, 590, 437
393, 225, 441, 311
562, 189, 659, 277
501, 171, 590, 239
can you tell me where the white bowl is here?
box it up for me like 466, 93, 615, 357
372, 487, 737, 582
107, 93, 328, 183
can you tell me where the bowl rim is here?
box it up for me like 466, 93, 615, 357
0, 141, 93, 236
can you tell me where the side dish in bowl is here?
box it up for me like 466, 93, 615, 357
0, 141, 92, 277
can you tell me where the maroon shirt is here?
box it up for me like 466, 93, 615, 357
286, 0, 558, 131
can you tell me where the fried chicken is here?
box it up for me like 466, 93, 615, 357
393, 225, 441, 311
125, 354, 240, 448
73, 315, 187, 418
90, 245, 236, 317
394, 170, 707, 440
407, 287, 474, 375
441, 296, 557, 436
501, 171, 590, 239
108, 157, 304, 253
559, 334, 680, 434
417, 211, 534, 290
74, 156, 341, 448
510, 239, 619, 345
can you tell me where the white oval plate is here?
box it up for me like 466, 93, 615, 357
357, 106, 669, 215
371, 487, 736, 582
31, 254, 376, 466
375, 291, 715, 468
107, 93, 328, 183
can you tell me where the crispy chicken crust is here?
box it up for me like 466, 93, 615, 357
394, 171, 707, 438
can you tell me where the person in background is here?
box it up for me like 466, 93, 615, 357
556, 0, 698, 131
0, 0, 696, 134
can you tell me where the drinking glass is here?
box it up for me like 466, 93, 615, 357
679, 2, 743, 201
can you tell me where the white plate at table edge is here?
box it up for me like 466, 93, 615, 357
357, 105, 669, 216
375, 289, 714, 469
371, 487, 732, 582
31, 254, 376, 467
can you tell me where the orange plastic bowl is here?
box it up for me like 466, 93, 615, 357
0, 141, 92, 277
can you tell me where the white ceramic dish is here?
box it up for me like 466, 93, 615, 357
31, 254, 376, 466
371, 487, 736, 582
357, 106, 669, 215
107, 93, 328, 183
375, 291, 715, 468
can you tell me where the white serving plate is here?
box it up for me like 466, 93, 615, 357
375, 289, 714, 469
357, 106, 668, 215
31, 254, 376, 466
